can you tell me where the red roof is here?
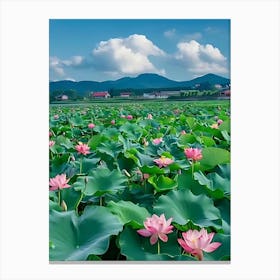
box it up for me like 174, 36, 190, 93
92, 92, 109, 97
221, 90, 230, 96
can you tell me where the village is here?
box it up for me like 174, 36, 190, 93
54, 84, 230, 102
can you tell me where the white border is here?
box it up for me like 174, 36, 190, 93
0, 0, 279, 280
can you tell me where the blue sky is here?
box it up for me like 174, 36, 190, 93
49, 19, 230, 82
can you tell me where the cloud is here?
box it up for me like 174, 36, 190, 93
49, 56, 85, 78
91, 34, 165, 76
164, 28, 176, 38
49, 56, 65, 77
62, 56, 84, 67
183, 32, 202, 41
175, 40, 228, 76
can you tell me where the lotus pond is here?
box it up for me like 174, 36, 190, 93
49, 100, 230, 261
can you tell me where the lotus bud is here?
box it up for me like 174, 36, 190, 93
60, 200, 67, 212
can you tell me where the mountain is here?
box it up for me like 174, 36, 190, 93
49, 73, 230, 95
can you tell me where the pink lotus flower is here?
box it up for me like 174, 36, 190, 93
127, 115, 133, 120
143, 173, 150, 180
178, 228, 221, 261
152, 137, 163, 145
154, 156, 174, 168
88, 123, 95, 129
49, 140, 55, 147
49, 131, 53, 137
75, 142, 90, 155
111, 119, 116, 125
217, 119, 223, 125
147, 113, 153, 119
53, 114, 59, 120
120, 114, 126, 118
181, 130, 187, 135
49, 174, 70, 191
137, 214, 174, 245
184, 148, 203, 161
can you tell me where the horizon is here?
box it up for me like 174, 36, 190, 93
49, 72, 230, 83
50, 19, 230, 82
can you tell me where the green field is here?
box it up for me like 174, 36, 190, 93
49, 99, 230, 261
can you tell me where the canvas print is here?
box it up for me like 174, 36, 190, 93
49, 19, 230, 262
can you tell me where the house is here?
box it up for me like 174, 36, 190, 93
220, 89, 230, 96
120, 92, 132, 98
55, 94, 69, 101
91, 91, 110, 98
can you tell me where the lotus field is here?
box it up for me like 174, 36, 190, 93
49, 100, 230, 261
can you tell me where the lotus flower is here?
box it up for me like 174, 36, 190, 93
184, 148, 203, 161
143, 173, 150, 180
127, 115, 133, 120
111, 119, 116, 125
75, 142, 90, 155
178, 228, 221, 261
211, 123, 219, 129
147, 113, 153, 119
49, 174, 70, 191
137, 214, 174, 245
217, 119, 223, 125
181, 130, 187, 135
49, 140, 55, 147
152, 137, 163, 145
154, 156, 174, 168
53, 114, 59, 120
88, 123, 95, 129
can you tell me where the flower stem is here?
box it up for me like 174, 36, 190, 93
99, 196, 104, 206
191, 162, 194, 178
75, 177, 87, 214
157, 241, 161, 255
58, 189, 61, 206
79, 157, 83, 174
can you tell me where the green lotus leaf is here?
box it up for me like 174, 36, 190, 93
119, 123, 143, 140
148, 175, 178, 192
201, 136, 216, 147
88, 134, 108, 150
178, 134, 196, 146
200, 147, 230, 170
107, 200, 150, 229
218, 120, 230, 132
101, 127, 119, 139
140, 165, 165, 175
215, 198, 230, 234
79, 157, 100, 174
97, 142, 123, 159
69, 115, 84, 126
221, 130, 230, 142
154, 188, 222, 229
72, 167, 127, 196
203, 233, 230, 261
55, 135, 74, 149
49, 206, 123, 261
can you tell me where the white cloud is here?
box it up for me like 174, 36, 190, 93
49, 56, 65, 77
175, 40, 228, 75
91, 34, 165, 76
62, 56, 84, 66
183, 32, 202, 41
65, 77, 76, 82
164, 28, 176, 38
